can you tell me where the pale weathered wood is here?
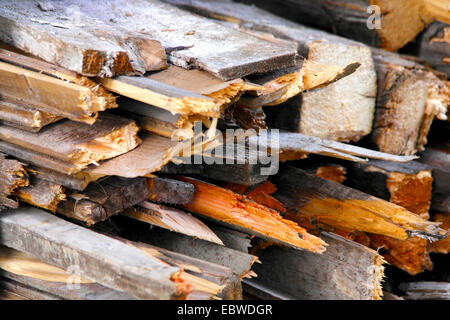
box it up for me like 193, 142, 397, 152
122, 201, 224, 244
0, 207, 193, 299
250, 232, 385, 300
236, 0, 433, 52
400, 282, 450, 300
0, 0, 168, 76
165, 0, 377, 142
272, 166, 447, 241
0, 113, 140, 172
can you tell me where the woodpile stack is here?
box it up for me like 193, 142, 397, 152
0, 0, 448, 301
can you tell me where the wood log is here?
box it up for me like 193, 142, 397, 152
419, 145, 450, 212
0, 97, 61, 132
415, 21, 450, 78
0, 207, 193, 299
249, 232, 385, 300
14, 177, 65, 213
0, 0, 168, 76
0, 113, 140, 172
430, 213, 450, 254
0, 60, 117, 124
272, 166, 447, 241
56, 177, 150, 225
165, 0, 377, 142
177, 176, 327, 253
51, 0, 298, 80
399, 281, 450, 300
122, 201, 224, 244
370, 49, 449, 155
236, 0, 433, 51
146, 176, 194, 205
0, 153, 28, 211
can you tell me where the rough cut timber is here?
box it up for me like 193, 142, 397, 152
177, 176, 327, 253
415, 21, 450, 77
400, 282, 450, 300
0, 0, 168, 76
27, 165, 90, 192
430, 213, 450, 254
0, 61, 116, 124
419, 145, 450, 212
236, 0, 433, 52
249, 232, 385, 300
370, 49, 449, 155
146, 177, 194, 205
57, 177, 150, 226
0, 113, 140, 173
30, 0, 298, 80
14, 177, 65, 213
0, 97, 61, 132
166, 0, 377, 142
122, 201, 224, 244
272, 166, 447, 241
248, 131, 419, 163
0, 207, 193, 300
0, 153, 28, 211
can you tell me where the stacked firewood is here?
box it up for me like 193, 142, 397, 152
0, 0, 448, 300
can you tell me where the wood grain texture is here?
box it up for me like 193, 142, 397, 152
14, 177, 65, 213
0, 153, 28, 211
146, 177, 194, 205
0, 0, 168, 76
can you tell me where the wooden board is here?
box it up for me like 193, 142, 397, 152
0, 153, 28, 211
272, 166, 447, 241
146, 176, 194, 205
0, 60, 117, 124
235, 0, 433, 52
399, 282, 450, 300
0, 207, 192, 300
165, 0, 377, 142
14, 177, 65, 213
250, 232, 385, 300
430, 213, 450, 254
0, 0, 168, 76
0, 113, 140, 172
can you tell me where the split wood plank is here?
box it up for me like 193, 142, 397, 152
177, 176, 327, 253
57, 177, 150, 225
250, 232, 385, 300
0, 207, 192, 299
122, 201, 224, 245
430, 213, 450, 254
0, 60, 117, 124
399, 282, 450, 300
0, 97, 61, 132
0, 153, 28, 211
236, 0, 433, 52
146, 176, 194, 205
27, 165, 90, 192
14, 177, 65, 213
0, 113, 140, 172
272, 166, 447, 241
165, 0, 377, 142
53, 0, 298, 80
0, 0, 168, 76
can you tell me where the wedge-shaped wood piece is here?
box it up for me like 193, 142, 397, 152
0, 0, 168, 76
248, 131, 418, 163
371, 49, 449, 155
419, 145, 450, 212
272, 166, 447, 241
14, 177, 65, 213
414, 21, 450, 78
236, 0, 433, 52
52, 0, 297, 80
0, 97, 61, 132
0, 153, 28, 211
0, 207, 192, 299
430, 213, 450, 254
57, 177, 150, 225
250, 232, 385, 300
400, 282, 450, 300
165, 0, 376, 142
0, 113, 140, 172
0, 61, 117, 124
123, 201, 223, 245
177, 176, 327, 253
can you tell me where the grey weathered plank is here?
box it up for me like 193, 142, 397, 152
0, 207, 189, 299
